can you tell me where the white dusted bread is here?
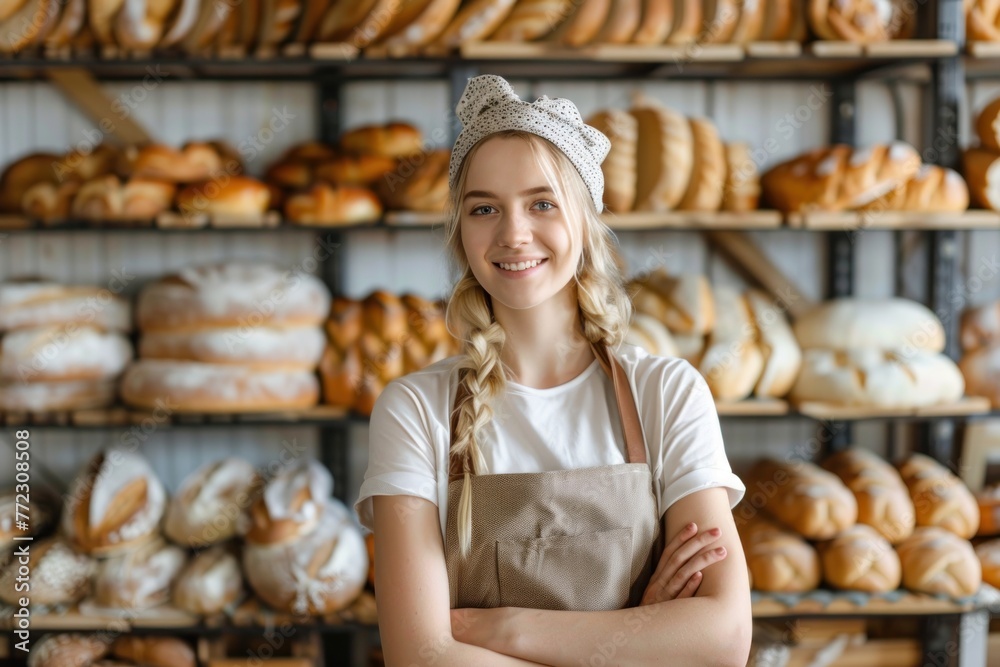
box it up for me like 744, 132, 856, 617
793, 298, 946, 352
0, 378, 118, 412
744, 458, 857, 539
817, 524, 901, 593
164, 458, 261, 547
746, 290, 801, 398
895, 527, 981, 598
0, 537, 94, 606
821, 448, 914, 543
0, 325, 132, 382
625, 313, 678, 357
27, 634, 111, 667
171, 545, 244, 615
89, 538, 187, 610
699, 285, 764, 401
243, 497, 368, 615
897, 454, 979, 540
139, 325, 326, 370
627, 270, 714, 336
0, 280, 132, 333
245, 459, 333, 545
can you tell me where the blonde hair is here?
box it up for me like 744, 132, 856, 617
444, 131, 633, 557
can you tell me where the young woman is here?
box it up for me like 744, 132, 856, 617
355, 75, 752, 667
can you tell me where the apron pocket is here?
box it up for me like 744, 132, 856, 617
496, 527, 633, 611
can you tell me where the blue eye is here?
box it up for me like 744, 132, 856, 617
534, 201, 555, 211
471, 205, 496, 215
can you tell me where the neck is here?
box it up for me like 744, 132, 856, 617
492, 283, 596, 389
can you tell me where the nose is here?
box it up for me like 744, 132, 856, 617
496, 207, 532, 248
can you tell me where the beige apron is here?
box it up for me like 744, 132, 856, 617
445, 342, 665, 611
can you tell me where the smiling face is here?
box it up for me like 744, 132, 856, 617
458, 135, 584, 312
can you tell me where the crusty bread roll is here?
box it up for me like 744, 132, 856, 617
315, 153, 397, 187
284, 183, 383, 225
897, 454, 980, 540
0, 152, 62, 213
114, 0, 178, 49
0, 0, 59, 51
245, 459, 333, 545
962, 300, 1000, 353
489, 0, 571, 40
326, 296, 363, 350
340, 122, 423, 159
364, 289, 409, 343
586, 109, 637, 213
243, 497, 368, 614
401, 293, 452, 348
91, 538, 187, 610
0, 378, 118, 411
165, 458, 261, 547
315, 0, 373, 39
120, 360, 321, 412
375, 0, 463, 55
896, 526, 981, 598
975, 538, 1000, 589
632, 0, 672, 44
157, 0, 199, 45
172, 545, 244, 615
744, 458, 858, 539
593, 0, 640, 42
71, 175, 123, 221
320, 343, 363, 408
176, 176, 271, 219
22, 180, 80, 221
130, 143, 221, 183
977, 484, 1000, 537
963, 147, 1000, 211
42, 0, 86, 46
629, 101, 693, 211
62, 449, 165, 556
0, 537, 94, 606
822, 448, 914, 544
961, 344, 1000, 408
699, 286, 764, 402
27, 634, 111, 667
121, 178, 176, 219
111, 637, 195, 667
678, 117, 726, 211
817, 524, 901, 593
666, 0, 701, 43
626, 313, 679, 357
809, 0, 907, 42
729, 0, 766, 43
628, 270, 714, 336
700, 0, 738, 43
136, 263, 331, 333
544, 0, 609, 45
139, 325, 326, 370
374, 149, 450, 212
793, 298, 946, 352
179, 0, 232, 51
746, 290, 801, 399
266, 159, 316, 190
736, 509, 820, 592
0, 325, 133, 382
0, 280, 132, 333
977, 97, 1000, 152
862, 165, 969, 213
790, 348, 965, 409
425, 0, 516, 49
760, 0, 793, 39
722, 142, 760, 212
255, 0, 302, 48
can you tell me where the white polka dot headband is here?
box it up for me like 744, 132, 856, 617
448, 74, 612, 213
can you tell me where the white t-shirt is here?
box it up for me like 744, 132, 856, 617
354, 343, 746, 539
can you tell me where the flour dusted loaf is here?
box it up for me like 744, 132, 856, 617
861, 165, 970, 213
744, 458, 858, 539
895, 526, 981, 598
0, 537, 94, 606
110, 636, 195, 667
137, 262, 331, 332
62, 449, 166, 556
90, 538, 187, 611
821, 448, 914, 543
735, 509, 820, 592
698, 285, 764, 402
0, 325, 132, 382
625, 313, 679, 357
27, 634, 111, 667
245, 459, 333, 545
627, 270, 714, 336
172, 545, 244, 614
808, 0, 913, 43
793, 298, 946, 352
139, 325, 326, 370
817, 524, 901, 593
243, 497, 368, 614
0, 280, 132, 332
897, 454, 979, 539
0, 378, 118, 412
164, 457, 261, 547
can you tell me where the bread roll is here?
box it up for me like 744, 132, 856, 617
961, 344, 1000, 408
179, 0, 232, 52
43, 0, 85, 47
172, 545, 244, 614
544, 0, 609, 45
364, 289, 409, 343
700, 0, 738, 43
699, 286, 763, 402
975, 538, 1000, 589
130, 144, 220, 183
0, 538, 94, 606
628, 270, 714, 336
897, 454, 979, 539
760, 0, 793, 39
340, 122, 423, 159
629, 102, 693, 211
722, 142, 760, 212
375, 0, 463, 55
0, 280, 132, 333
91, 539, 187, 610
0, 152, 62, 213
320, 342, 363, 408
164, 458, 261, 547
121, 178, 176, 219
0, 325, 133, 382
111, 637, 195, 667
0, 0, 58, 51
22, 180, 79, 221
176, 176, 270, 218
666, 0, 701, 43
245, 459, 333, 545
736, 510, 820, 592
114, 0, 178, 48
793, 298, 945, 352
243, 498, 368, 614
0, 378, 118, 411
818, 524, 901, 593
822, 448, 914, 543
489, 0, 572, 40
315, 153, 397, 186
71, 175, 123, 221
426, 0, 516, 49
401, 292, 451, 350
977, 484, 1000, 537
746, 290, 801, 399
120, 360, 321, 412
326, 296, 363, 350
790, 348, 965, 409
962, 147, 1000, 211
62, 449, 166, 556
315, 0, 374, 39
626, 313, 679, 357
358, 330, 405, 385
27, 634, 111, 667
139, 325, 326, 370
729, 0, 766, 43
136, 263, 331, 332
374, 149, 450, 212
896, 527, 981, 598
862, 165, 969, 213
677, 118, 726, 211
593, 0, 640, 42
284, 183, 383, 225
744, 458, 858, 539
585, 110, 637, 213
977, 97, 1000, 152
962, 300, 1000, 353
809, 0, 904, 42
968, 0, 1000, 41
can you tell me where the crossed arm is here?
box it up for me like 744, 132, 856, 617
372, 486, 752, 667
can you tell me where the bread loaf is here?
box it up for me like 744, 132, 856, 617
401, 293, 451, 352
0, 378, 118, 411
0, 0, 58, 51
962, 147, 1000, 211
585, 110, 637, 213
628, 270, 714, 335
0, 280, 132, 332
678, 118, 726, 211
0, 152, 62, 213
374, 149, 450, 212
744, 458, 858, 539
156, 0, 199, 46
179, 0, 232, 52
729, 0, 767, 43
320, 343, 364, 408
545, 0, 609, 46
315, 153, 397, 187
22, 180, 79, 221
121, 178, 176, 219
699, 286, 764, 402
961, 300, 1000, 353
961, 344, 1000, 408
722, 142, 760, 212
895, 526, 981, 598
736, 509, 820, 592
793, 298, 946, 352
71, 175, 123, 220
130, 144, 220, 183
594, 0, 640, 42
326, 296, 363, 349
91, 539, 187, 610
790, 348, 965, 408
120, 360, 321, 412
1, 490, 52, 550
0, 325, 133, 382
42, 0, 85, 46
818, 524, 901, 593
975, 538, 1000, 589
428, 0, 516, 49
139, 325, 326, 370
0, 537, 94, 606
862, 164, 969, 213
666, 0, 701, 43
243, 498, 368, 614
700, 0, 738, 43
315, 0, 373, 40
625, 313, 679, 357
136, 263, 331, 332
111, 637, 195, 667
746, 290, 801, 399
164, 458, 261, 547
340, 122, 423, 159
977, 484, 1000, 537
284, 183, 383, 225
114, 0, 178, 49
977, 97, 1000, 152
967, 0, 1000, 42
822, 447, 914, 543
62, 449, 166, 556
629, 102, 693, 211
375, 0, 463, 55
172, 545, 244, 614
809, 0, 908, 42
897, 454, 980, 539
176, 176, 271, 218
489, 0, 572, 41
245, 459, 333, 545
27, 634, 111, 667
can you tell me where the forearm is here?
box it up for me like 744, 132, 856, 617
390, 636, 550, 667
495, 597, 749, 667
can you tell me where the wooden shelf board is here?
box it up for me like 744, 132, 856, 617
715, 399, 789, 416
383, 211, 447, 227
310, 43, 359, 60
789, 210, 999, 230
969, 42, 1000, 58
809, 41, 864, 58
745, 42, 802, 58
796, 397, 990, 421
1, 405, 352, 427
604, 210, 782, 230
866, 40, 958, 58
591, 43, 743, 63
752, 589, 979, 619
0, 215, 32, 229
460, 42, 592, 60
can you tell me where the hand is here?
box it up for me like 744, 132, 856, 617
639, 522, 728, 606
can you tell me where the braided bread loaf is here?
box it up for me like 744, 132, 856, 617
968, 0, 1000, 41
735, 507, 820, 592
822, 447, 914, 543
818, 524, 901, 593
897, 454, 979, 539
895, 526, 981, 598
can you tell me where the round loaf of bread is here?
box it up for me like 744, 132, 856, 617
793, 298, 945, 352
111, 636, 196, 667
586, 109, 637, 214
975, 538, 1000, 589
339, 122, 423, 158
172, 545, 244, 615
27, 634, 111, 667
0, 378, 118, 412
0, 537, 94, 606
0, 325, 133, 382
0, 281, 132, 332
62, 449, 166, 556
120, 360, 320, 413
722, 142, 761, 212
284, 183, 383, 225
130, 144, 219, 183
896, 526, 981, 598
628, 270, 715, 336
629, 102, 693, 212
136, 263, 331, 333
139, 325, 325, 370
976, 96, 1000, 152
176, 176, 270, 217
678, 117, 726, 212
0, 152, 62, 213
818, 524, 901, 593
373, 149, 450, 212
91, 539, 187, 611
744, 458, 858, 539
897, 454, 979, 539
245, 459, 333, 545
165, 458, 261, 547
244, 498, 368, 614
743, 528, 821, 592
963, 147, 1000, 211
822, 448, 915, 543
316, 153, 397, 187
977, 484, 1000, 537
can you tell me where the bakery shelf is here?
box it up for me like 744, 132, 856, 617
786, 210, 1000, 230
714, 399, 790, 417
794, 397, 992, 421
751, 587, 995, 620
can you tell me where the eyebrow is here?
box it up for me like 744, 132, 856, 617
463, 186, 554, 201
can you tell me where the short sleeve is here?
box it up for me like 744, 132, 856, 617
655, 363, 746, 516
353, 379, 440, 533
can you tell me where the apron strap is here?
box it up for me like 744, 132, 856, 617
448, 341, 647, 483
